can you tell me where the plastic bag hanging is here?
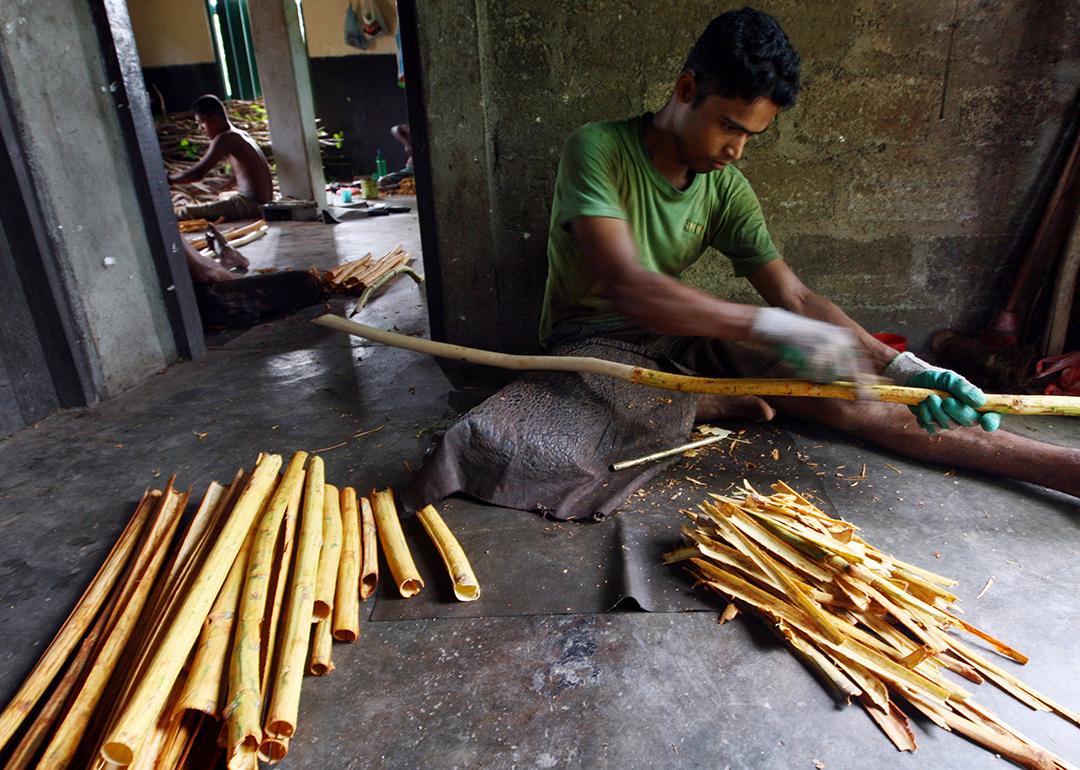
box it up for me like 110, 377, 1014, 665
360, 0, 389, 39
345, 1, 368, 50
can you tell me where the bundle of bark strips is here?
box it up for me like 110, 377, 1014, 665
0, 452, 478, 769
320, 245, 412, 295
177, 218, 216, 233
665, 480, 1079, 770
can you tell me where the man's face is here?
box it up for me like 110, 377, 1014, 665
673, 85, 780, 174
196, 114, 224, 138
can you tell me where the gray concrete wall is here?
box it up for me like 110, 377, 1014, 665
415, 0, 502, 350
0, 221, 59, 435
0, 0, 178, 397
417, 0, 1080, 352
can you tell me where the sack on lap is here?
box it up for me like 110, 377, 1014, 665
402, 337, 699, 521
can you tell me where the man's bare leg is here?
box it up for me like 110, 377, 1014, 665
767, 397, 1080, 498
696, 394, 776, 423
391, 123, 412, 168
205, 225, 249, 272
183, 240, 236, 283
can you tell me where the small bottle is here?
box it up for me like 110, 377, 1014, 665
375, 148, 388, 179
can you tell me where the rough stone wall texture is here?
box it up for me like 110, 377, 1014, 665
0, 0, 178, 396
416, 0, 502, 350
417, 0, 1080, 352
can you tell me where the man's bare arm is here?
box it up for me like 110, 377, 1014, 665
570, 216, 871, 383
746, 258, 898, 371
571, 216, 757, 339
168, 135, 229, 185
746, 256, 1004, 431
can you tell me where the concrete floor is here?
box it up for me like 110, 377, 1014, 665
1, 201, 1078, 769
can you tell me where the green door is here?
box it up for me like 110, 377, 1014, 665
205, 0, 261, 100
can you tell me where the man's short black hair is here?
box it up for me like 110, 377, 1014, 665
683, 7, 801, 109
192, 94, 228, 121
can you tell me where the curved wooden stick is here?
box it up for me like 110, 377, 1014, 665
312, 315, 1080, 417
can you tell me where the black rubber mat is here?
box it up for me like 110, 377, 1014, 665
402, 335, 700, 521
370, 422, 835, 619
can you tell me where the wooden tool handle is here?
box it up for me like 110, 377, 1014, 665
313, 315, 1080, 416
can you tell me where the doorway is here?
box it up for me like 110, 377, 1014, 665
123, 0, 439, 343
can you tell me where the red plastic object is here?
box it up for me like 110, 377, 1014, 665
982, 310, 1019, 348
872, 332, 908, 352
1036, 352, 1080, 396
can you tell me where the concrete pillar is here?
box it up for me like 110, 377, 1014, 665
249, 0, 326, 207
0, 0, 180, 399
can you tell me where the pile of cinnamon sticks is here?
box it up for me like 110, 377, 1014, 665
666, 481, 1078, 770
320, 245, 412, 294
189, 219, 268, 253
176, 218, 216, 233
0, 452, 478, 769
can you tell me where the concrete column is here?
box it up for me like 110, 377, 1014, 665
0, 0, 180, 399
412, 0, 501, 351
249, 0, 326, 206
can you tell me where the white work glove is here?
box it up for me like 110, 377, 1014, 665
750, 307, 868, 384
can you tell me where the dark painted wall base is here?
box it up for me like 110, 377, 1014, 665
311, 54, 410, 180
142, 62, 221, 114
141, 54, 409, 181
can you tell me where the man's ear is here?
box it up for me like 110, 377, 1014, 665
674, 71, 698, 105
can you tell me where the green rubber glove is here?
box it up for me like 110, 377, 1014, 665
885, 354, 1001, 434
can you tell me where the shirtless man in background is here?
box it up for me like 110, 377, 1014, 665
169, 94, 273, 224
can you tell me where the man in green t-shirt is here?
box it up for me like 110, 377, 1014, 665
541, 8, 1079, 497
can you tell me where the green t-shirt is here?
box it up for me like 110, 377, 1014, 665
540, 114, 780, 344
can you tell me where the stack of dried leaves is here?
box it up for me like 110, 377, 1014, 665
665, 481, 1078, 770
